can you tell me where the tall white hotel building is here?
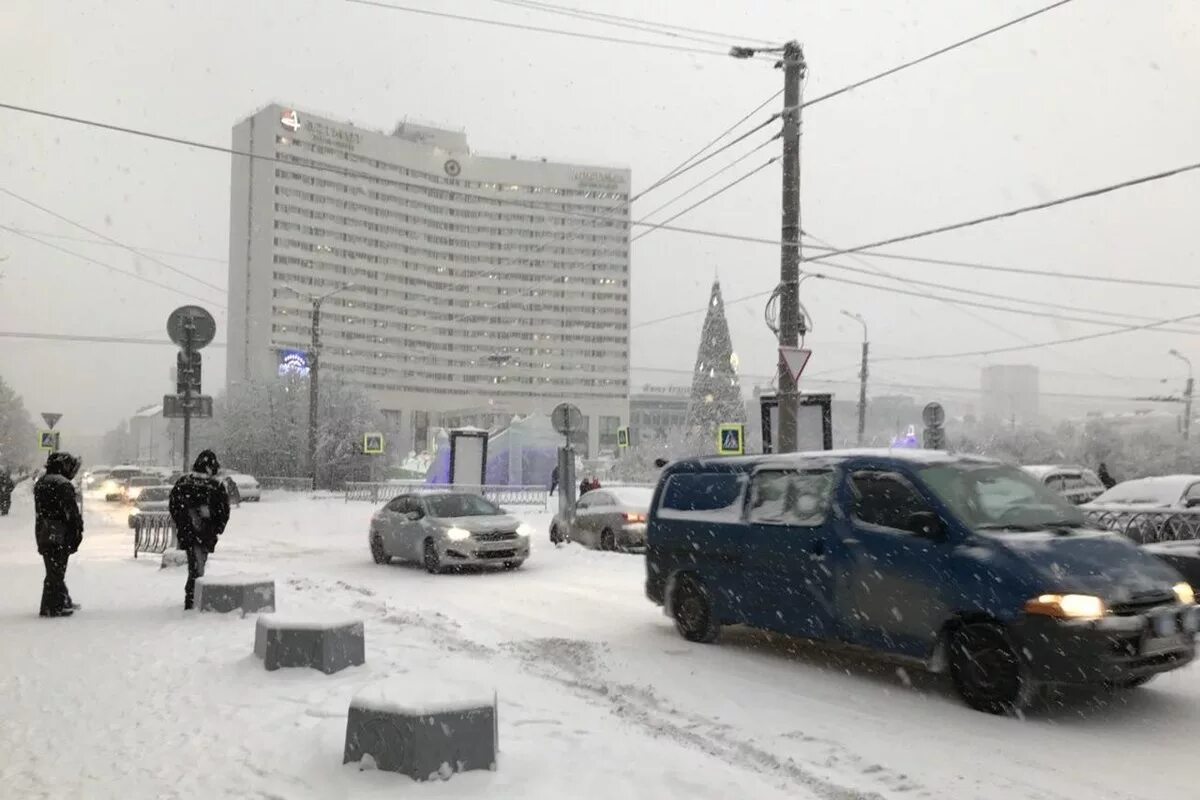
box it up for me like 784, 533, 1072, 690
226, 104, 631, 456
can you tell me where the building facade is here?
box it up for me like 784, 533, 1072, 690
629, 386, 691, 443
980, 364, 1041, 425
227, 105, 631, 456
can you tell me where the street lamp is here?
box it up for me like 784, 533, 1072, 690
1169, 349, 1194, 442
841, 310, 869, 445
280, 282, 357, 488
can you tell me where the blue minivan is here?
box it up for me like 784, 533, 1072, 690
645, 450, 1200, 713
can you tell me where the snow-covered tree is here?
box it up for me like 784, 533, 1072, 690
101, 419, 135, 465
684, 280, 745, 447
0, 374, 37, 471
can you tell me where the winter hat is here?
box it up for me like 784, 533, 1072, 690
193, 450, 220, 476
45, 452, 81, 480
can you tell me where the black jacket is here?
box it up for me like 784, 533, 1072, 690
34, 453, 83, 554
169, 451, 230, 552
0, 473, 13, 496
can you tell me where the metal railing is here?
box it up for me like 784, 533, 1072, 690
133, 512, 176, 558
1081, 505, 1200, 544
344, 481, 550, 508
258, 476, 316, 492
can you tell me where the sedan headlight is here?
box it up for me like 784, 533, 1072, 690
1024, 594, 1107, 620
446, 527, 471, 542
516, 523, 532, 538
1174, 582, 1195, 606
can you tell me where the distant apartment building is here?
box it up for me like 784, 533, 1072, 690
226, 104, 631, 456
981, 364, 1040, 425
629, 384, 692, 443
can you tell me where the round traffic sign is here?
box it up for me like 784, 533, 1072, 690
922, 402, 945, 428
551, 403, 583, 436
167, 305, 217, 350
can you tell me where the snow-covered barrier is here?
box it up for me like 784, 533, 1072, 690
343, 682, 497, 781
195, 575, 276, 615
253, 613, 365, 674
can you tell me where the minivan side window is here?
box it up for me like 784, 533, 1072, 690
747, 470, 834, 527
658, 473, 746, 520
850, 471, 929, 532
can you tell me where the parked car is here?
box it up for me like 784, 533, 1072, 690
1021, 464, 1106, 505
222, 473, 262, 504
127, 485, 173, 528
84, 466, 111, 490
102, 466, 144, 501
550, 486, 654, 551
121, 475, 163, 503
369, 491, 531, 573
645, 450, 1199, 714
1091, 475, 1200, 510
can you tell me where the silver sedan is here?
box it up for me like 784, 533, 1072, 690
550, 486, 654, 552
369, 491, 531, 573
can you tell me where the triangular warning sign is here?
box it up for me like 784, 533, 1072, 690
778, 347, 812, 383
42, 413, 63, 430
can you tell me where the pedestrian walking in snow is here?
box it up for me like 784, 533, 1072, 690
34, 452, 83, 618
1097, 462, 1117, 490
549, 465, 559, 496
169, 450, 230, 610
0, 469, 14, 516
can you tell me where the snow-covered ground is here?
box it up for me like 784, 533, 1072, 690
1, 488, 1197, 799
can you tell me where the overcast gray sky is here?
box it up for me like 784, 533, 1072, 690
2, 0, 1198, 434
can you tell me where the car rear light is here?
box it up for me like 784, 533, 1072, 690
624, 512, 646, 523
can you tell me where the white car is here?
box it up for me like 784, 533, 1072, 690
1091, 475, 1200, 510
222, 473, 261, 503
1021, 464, 1106, 506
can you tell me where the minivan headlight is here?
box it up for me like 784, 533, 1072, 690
1024, 594, 1107, 620
515, 523, 532, 538
446, 527, 471, 542
1173, 582, 1195, 606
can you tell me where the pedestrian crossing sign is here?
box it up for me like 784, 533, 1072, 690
38, 430, 60, 452
617, 427, 630, 448
717, 424, 744, 456
363, 433, 385, 455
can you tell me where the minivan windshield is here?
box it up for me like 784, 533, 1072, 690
919, 462, 1086, 531
424, 493, 503, 518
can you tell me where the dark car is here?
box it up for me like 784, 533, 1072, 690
645, 450, 1199, 714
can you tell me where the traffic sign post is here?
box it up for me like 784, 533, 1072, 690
38, 431, 60, 452
551, 403, 582, 519
166, 305, 216, 472
778, 347, 812, 385
922, 402, 947, 450
717, 423, 745, 456
363, 433, 385, 455
41, 413, 63, 430
617, 426, 630, 449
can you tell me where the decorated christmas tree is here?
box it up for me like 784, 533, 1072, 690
685, 280, 746, 447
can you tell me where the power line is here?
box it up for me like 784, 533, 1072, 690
654, 91, 783, 188
802, 0, 1076, 108
0, 331, 226, 348
344, 0, 769, 59
635, 135, 779, 222
484, 0, 769, 49
486, 0, 777, 46
803, 160, 1200, 264
631, 114, 780, 200
0, 226, 228, 309
873, 308, 1200, 363
631, 156, 779, 243
0, 187, 225, 295
633, 288, 774, 329
2, 227, 226, 263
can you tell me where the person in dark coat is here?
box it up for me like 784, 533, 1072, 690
0, 469, 14, 516
34, 452, 83, 617
169, 450, 231, 610
549, 465, 559, 496
1097, 463, 1117, 490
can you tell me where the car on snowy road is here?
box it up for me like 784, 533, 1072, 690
127, 485, 173, 528
645, 449, 1199, 715
222, 473, 261, 504
1021, 464, 1105, 505
102, 466, 144, 501
368, 491, 531, 573
550, 486, 654, 551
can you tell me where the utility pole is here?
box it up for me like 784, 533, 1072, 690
776, 40, 807, 453
1170, 349, 1193, 441
182, 321, 194, 471
842, 311, 868, 445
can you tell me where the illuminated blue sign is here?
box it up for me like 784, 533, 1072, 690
278, 349, 311, 377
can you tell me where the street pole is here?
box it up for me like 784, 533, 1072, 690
309, 299, 321, 491
776, 40, 806, 454
1169, 349, 1192, 442
842, 311, 868, 445
182, 321, 194, 472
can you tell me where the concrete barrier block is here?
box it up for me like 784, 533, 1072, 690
254, 613, 365, 674
344, 682, 497, 781
195, 575, 275, 615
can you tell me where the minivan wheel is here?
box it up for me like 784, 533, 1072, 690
370, 533, 390, 565
672, 576, 720, 643
423, 539, 442, 574
600, 529, 616, 552
949, 623, 1034, 714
